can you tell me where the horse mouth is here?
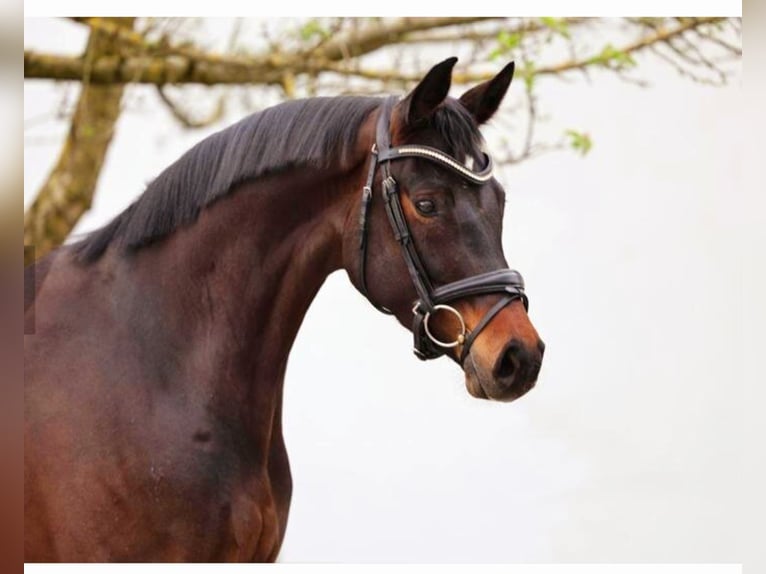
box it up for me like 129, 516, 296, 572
462, 355, 488, 399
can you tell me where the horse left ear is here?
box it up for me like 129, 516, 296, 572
399, 57, 458, 126
459, 61, 515, 125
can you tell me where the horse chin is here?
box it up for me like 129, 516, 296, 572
464, 372, 489, 399
462, 355, 490, 400
464, 372, 531, 402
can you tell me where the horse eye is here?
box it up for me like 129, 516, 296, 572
415, 199, 436, 216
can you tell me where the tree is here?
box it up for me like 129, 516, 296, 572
23, 17, 741, 265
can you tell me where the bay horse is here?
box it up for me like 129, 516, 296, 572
24, 57, 544, 562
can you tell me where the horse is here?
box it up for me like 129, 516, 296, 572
24, 57, 544, 562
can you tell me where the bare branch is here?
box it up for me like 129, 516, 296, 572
69, 17, 164, 56
672, 34, 728, 84
648, 44, 718, 86
156, 87, 226, 128
691, 27, 742, 57
402, 17, 588, 44
534, 17, 726, 77
312, 17, 500, 60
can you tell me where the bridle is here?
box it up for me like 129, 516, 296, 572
358, 96, 529, 363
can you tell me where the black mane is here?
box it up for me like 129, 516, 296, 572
74, 95, 483, 263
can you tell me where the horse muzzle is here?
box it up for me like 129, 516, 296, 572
460, 300, 544, 402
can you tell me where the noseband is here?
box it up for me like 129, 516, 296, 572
358, 96, 529, 363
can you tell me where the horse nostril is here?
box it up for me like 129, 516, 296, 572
495, 341, 520, 380
493, 339, 542, 398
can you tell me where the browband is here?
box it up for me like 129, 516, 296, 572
376, 146, 494, 184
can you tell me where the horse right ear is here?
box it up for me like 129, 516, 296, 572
398, 57, 458, 126
458, 61, 515, 125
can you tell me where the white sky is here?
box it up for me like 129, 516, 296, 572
24, 17, 756, 567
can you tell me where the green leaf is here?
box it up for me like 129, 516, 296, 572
540, 17, 571, 39
499, 30, 522, 49
565, 129, 592, 156
490, 30, 522, 60
299, 19, 329, 42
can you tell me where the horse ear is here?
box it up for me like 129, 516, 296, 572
459, 61, 515, 125
399, 57, 458, 126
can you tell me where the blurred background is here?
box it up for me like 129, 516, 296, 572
23, 17, 751, 565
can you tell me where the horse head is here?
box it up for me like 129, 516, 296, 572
346, 58, 544, 402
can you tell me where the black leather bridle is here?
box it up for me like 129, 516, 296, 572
358, 96, 529, 363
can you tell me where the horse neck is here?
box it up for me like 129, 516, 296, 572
115, 165, 359, 437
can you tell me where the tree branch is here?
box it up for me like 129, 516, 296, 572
25, 17, 729, 88
308, 17, 501, 60
156, 86, 226, 128
402, 18, 589, 44
53, 17, 497, 84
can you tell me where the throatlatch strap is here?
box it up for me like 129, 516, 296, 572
358, 148, 378, 251
358, 146, 378, 305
